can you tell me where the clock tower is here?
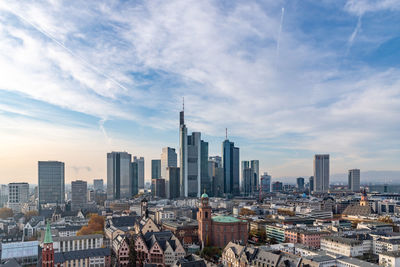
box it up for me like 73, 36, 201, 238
197, 191, 212, 247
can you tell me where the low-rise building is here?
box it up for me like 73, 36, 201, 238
379, 250, 400, 267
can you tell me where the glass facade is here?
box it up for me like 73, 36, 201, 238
38, 161, 65, 206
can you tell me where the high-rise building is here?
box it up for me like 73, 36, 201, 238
313, 154, 329, 192
133, 156, 145, 189
93, 179, 103, 192
166, 167, 180, 199
0, 185, 8, 208
241, 161, 249, 192
260, 172, 271, 194
161, 147, 177, 179
71, 180, 87, 211
178, 107, 209, 197
309, 176, 314, 193
7, 182, 29, 212
209, 156, 224, 197
151, 178, 166, 198
151, 159, 161, 179
348, 169, 360, 192
296, 177, 305, 190
223, 139, 240, 196
107, 152, 132, 200
250, 160, 259, 192
272, 181, 283, 192
243, 168, 253, 196
131, 161, 139, 197
38, 161, 65, 206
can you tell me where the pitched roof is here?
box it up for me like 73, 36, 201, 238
44, 221, 53, 244
54, 248, 111, 264
110, 216, 138, 227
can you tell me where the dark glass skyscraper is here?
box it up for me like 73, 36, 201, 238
222, 139, 239, 196
107, 152, 132, 200
38, 161, 65, 207
151, 159, 161, 179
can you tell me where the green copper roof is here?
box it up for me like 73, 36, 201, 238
201, 192, 208, 198
44, 221, 53, 244
212, 215, 243, 223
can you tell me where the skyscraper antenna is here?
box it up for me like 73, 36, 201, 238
183, 97, 184, 111
226, 128, 228, 139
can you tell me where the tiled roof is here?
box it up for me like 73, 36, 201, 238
54, 248, 111, 264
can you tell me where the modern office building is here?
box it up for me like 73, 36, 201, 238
260, 172, 271, 194
151, 159, 161, 179
151, 179, 166, 198
348, 169, 361, 192
133, 156, 145, 189
0, 185, 8, 208
178, 107, 209, 197
309, 176, 314, 193
223, 139, 240, 196
107, 152, 132, 200
131, 162, 139, 197
7, 183, 29, 212
209, 157, 224, 197
272, 181, 283, 192
38, 161, 65, 206
297, 177, 305, 190
165, 167, 180, 199
93, 179, 103, 192
313, 154, 330, 192
250, 160, 259, 191
71, 180, 87, 211
242, 167, 253, 196
161, 147, 177, 179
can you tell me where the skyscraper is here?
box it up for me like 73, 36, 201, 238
223, 138, 239, 196
131, 161, 139, 197
151, 159, 161, 179
178, 107, 208, 197
250, 160, 259, 192
107, 152, 132, 200
260, 172, 271, 194
93, 179, 103, 192
348, 169, 360, 192
161, 147, 177, 179
209, 156, 224, 197
7, 182, 29, 212
133, 156, 145, 189
38, 161, 65, 207
151, 178, 166, 198
313, 154, 330, 192
243, 168, 253, 196
296, 177, 305, 190
166, 167, 180, 199
71, 180, 87, 211
309, 176, 314, 193
179, 107, 188, 198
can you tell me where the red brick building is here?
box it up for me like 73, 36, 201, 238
197, 193, 248, 248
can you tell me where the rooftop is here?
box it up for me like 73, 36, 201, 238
212, 215, 243, 223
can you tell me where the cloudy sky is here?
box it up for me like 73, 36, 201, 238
0, 0, 399, 185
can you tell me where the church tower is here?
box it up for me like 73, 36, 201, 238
42, 221, 54, 267
360, 188, 368, 206
141, 198, 148, 218
197, 192, 212, 247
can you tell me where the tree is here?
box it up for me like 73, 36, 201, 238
24, 210, 39, 221
128, 237, 137, 267
239, 208, 256, 216
0, 208, 13, 219
77, 214, 105, 236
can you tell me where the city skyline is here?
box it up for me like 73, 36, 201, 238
1, 1, 400, 184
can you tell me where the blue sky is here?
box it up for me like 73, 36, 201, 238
0, 0, 399, 184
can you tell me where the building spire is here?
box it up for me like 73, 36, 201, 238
225, 128, 228, 140
183, 96, 184, 111
44, 220, 53, 244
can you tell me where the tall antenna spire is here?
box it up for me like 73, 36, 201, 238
226, 128, 228, 139
183, 96, 184, 111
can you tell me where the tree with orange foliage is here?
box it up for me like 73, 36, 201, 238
0, 208, 13, 219
77, 214, 105, 236
239, 208, 256, 216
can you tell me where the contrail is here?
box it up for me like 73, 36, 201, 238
276, 7, 285, 58
10, 10, 129, 92
347, 15, 362, 54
